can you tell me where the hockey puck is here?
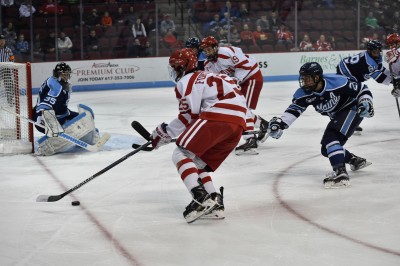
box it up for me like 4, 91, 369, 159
71, 201, 80, 206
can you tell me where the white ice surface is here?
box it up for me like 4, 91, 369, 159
0, 80, 399, 266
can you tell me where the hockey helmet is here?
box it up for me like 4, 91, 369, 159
168, 48, 198, 83
200, 36, 219, 61
53, 62, 72, 82
386, 33, 400, 48
299, 62, 323, 91
366, 40, 382, 61
185, 37, 201, 50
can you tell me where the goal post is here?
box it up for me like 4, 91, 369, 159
0, 62, 34, 154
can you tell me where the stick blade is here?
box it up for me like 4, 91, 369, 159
36, 194, 63, 202
131, 121, 151, 141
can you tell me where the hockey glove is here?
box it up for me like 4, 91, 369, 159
391, 76, 400, 98
268, 117, 287, 139
42, 110, 64, 137
357, 98, 374, 118
151, 123, 172, 149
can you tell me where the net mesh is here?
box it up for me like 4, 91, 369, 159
0, 62, 33, 154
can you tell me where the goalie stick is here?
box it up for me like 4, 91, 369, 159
1, 107, 110, 152
388, 63, 400, 119
131, 120, 269, 151
36, 140, 152, 202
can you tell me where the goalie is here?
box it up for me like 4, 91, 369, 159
32, 62, 105, 155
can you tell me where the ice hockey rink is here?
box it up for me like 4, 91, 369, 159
1, 79, 399, 266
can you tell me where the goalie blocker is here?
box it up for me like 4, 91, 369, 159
38, 104, 104, 155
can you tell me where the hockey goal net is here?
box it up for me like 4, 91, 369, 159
0, 62, 34, 154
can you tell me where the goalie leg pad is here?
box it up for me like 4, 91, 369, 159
37, 111, 98, 155
42, 110, 64, 137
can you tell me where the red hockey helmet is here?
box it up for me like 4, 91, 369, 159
168, 48, 198, 82
386, 33, 400, 47
200, 36, 219, 61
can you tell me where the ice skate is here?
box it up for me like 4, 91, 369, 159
201, 187, 225, 219
235, 137, 258, 155
348, 153, 372, 171
257, 117, 269, 143
183, 185, 217, 223
323, 167, 350, 189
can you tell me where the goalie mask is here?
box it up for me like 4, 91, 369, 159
200, 36, 219, 61
168, 48, 198, 83
366, 40, 382, 61
299, 62, 323, 92
53, 62, 72, 82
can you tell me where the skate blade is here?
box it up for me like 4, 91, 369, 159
324, 180, 350, 189
235, 148, 259, 155
353, 131, 362, 136
350, 161, 372, 171
200, 209, 225, 219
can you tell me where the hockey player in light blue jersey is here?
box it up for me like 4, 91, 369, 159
268, 62, 373, 188
185, 37, 207, 70
33, 62, 108, 155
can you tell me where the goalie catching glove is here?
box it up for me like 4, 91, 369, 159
392, 76, 400, 98
268, 117, 288, 139
357, 98, 374, 118
151, 123, 172, 149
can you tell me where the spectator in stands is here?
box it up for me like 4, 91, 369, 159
42, 31, 56, 54
204, 14, 223, 35
2, 22, 17, 52
15, 33, 29, 55
219, 1, 239, 21
33, 33, 43, 57
229, 26, 241, 46
131, 18, 147, 38
220, 12, 234, 30
114, 7, 126, 27
128, 38, 142, 57
125, 6, 137, 26
1, 0, 14, 6
39, 0, 63, 15
85, 8, 101, 28
314, 34, 332, 51
144, 17, 156, 37
101, 11, 113, 28
237, 2, 250, 22
215, 27, 228, 46
57, 31, 73, 54
253, 25, 270, 47
160, 14, 176, 36
269, 11, 282, 33
163, 29, 178, 48
256, 14, 271, 33
275, 24, 293, 48
329, 35, 336, 50
86, 29, 99, 52
365, 11, 379, 30
299, 34, 314, 51
142, 40, 153, 57
239, 23, 256, 47
19, 1, 36, 17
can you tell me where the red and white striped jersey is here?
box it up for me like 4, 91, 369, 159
203, 46, 260, 84
165, 71, 248, 138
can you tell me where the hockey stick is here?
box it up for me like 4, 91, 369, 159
388, 63, 400, 119
1, 107, 110, 152
131, 120, 269, 151
36, 140, 152, 202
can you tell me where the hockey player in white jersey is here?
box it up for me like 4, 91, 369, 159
383, 33, 400, 98
200, 36, 269, 155
150, 48, 248, 223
